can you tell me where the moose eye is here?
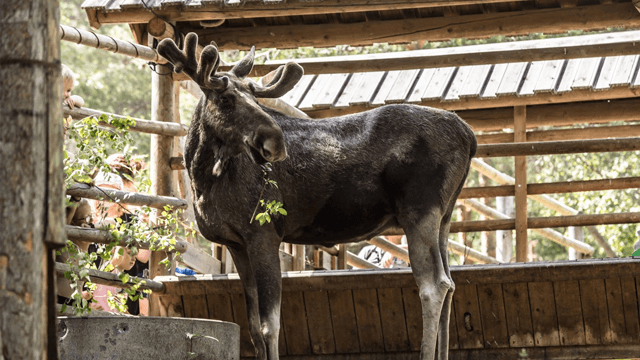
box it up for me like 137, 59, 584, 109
219, 95, 232, 107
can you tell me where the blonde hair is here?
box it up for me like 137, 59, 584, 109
61, 64, 75, 82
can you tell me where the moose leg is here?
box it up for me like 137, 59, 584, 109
246, 242, 283, 360
228, 246, 268, 360
402, 209, 452, 360
436, 219, 455, 360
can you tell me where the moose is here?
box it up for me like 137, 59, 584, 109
158, 33, 476, 360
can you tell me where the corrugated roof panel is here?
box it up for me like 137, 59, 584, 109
556, 58, 582, 93
519, 61, 545, 96
459, 64, 491, 98
495, 62, 527, 96
162, 0, 186, 6
480, 63, 507, 99
299, 74, 332, 110
120, 0, 144, 9
105, 0, 124, 11
594, 56, 620, 91
280, 74, 315, 108
444, 65, 474, 101
421, 67, 455, 101
571, 57, 601, 90
372, 71, 401, 106
609, 55, 639, 87
82, 0, 113, 9
533, 59, 564, 93
385, 69, 420, 104
348, 71, 385, 106
312, 73, 350, 109
407, 68, 435, 103
333, 73, 366, 109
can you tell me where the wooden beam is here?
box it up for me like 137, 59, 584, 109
514, 106, 528, 262
477, 136, 640, 158
65, 225, 188, 253
55, 262, 165, 293
450, 212, 640, 233
195, 3, 640, 51
66, 183, 187, 210
64, 106, 188, 137
476, 124, 640, 144
93, 0, 532, 24
459, 177, 640, 198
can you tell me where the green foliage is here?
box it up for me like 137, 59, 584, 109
251, 163, 287, 225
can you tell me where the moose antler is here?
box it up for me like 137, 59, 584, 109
250, 62, 304, 98
157, 33, 228, 91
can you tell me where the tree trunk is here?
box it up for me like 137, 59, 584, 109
1, 0, 65, 359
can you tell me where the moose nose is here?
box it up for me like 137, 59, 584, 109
262, 138, 287, 162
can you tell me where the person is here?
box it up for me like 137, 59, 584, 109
91, 246, 139, 313
61, 64, 84, 109
358, 235, 409, 268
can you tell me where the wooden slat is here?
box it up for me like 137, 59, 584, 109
571, 57, 602, 90
610, 55, 639, 87
604, 278, 628, 344
349, 71, 385, 106
312, 73, 350, 109
502, 282, 534, 347
495, 62, 528, 96
333, 73, 366, 109
555, 58, 582, 93
352, 288, 385, 352
385, 69, 420, 104
282, 291, 312, 355
421, 67, 455, 100
327, 289, 360, 354
401, 287, 423, 352
377, 288, 411, 352
444, 65, 473, 101
594, 56, 620, 91
182, 294, 209, 319
452, 283, 483, 349
280, 74, 315, 108
476, 283, 509, 348
459, 64, 492, 98
580, 278, 611, 345
533, 60, 564, 93
230, 292, 256, 357
372, 71, 402, 106
299, 74, 332, 110
480, 64, 507, 99
407, 68, 435, 103
449, 298, 459, 350
528, 281, 560, 347
206, 293, 234, 323
304, 290, 336, 354
553, 280, 586, 346
518, 61, 544, 96
621, 277, 640, 342
279, 311, 287, 356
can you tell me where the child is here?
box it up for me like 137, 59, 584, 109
61, 64, 84, 109
91, 246, 139, 313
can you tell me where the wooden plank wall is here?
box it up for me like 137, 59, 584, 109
161, 259, 640, 360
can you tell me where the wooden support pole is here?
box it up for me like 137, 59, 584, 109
514, 106, 528, 262
292, 244, 306, 271
346, 251, 382, 269
447, 240, 500, 264
495, 196, 513, 262
63, 106, 188, 137
337, 244, 347, 269
66, 183, 187, 210
65, 225, 188, 253
149, 63, 175, 316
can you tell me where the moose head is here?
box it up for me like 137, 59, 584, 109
157, 33, 304, 175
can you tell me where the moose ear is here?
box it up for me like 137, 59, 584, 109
230, 46, 255, 79
250, 62, 304, 99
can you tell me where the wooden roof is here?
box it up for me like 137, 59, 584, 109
82, 0, 640, 50
287, 54, 640, 118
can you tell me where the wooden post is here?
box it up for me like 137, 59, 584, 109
337, 244, 347, 269
457, 206, 474, 264
149, 62, 175, 316
514, 106, 528, 262
496, 196, 514, 262
292, 245, 306, 271
1, 0, 65, 357
477, 163, 496, 257
568, 225, 585, 260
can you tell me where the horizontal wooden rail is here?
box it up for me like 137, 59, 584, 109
450, 212, 640, 233
459, 177, 640, 199
477, 137, 640, 158
54, 262, 165, 293
64, 106, 188, 137
346, 251, 382, 269
67, 183, 187, 210
211, 29, 640, 77
170, 157, 185, 170
60, 24, 165, 64
447, 240, 500, 264
66, 226, 188, 253
367, 236, 409, 263
476, 124, 640, 145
